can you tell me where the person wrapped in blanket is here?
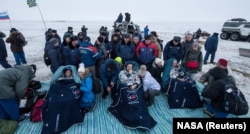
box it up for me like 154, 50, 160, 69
42, 65, 84, 134
162, 58, 203, 109
77, 63, 96, 113
108, 61, 157, 131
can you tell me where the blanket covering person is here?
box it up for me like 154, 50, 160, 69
41, 65, 83, 134
162, 58, 203, 108
108, 84, 157, 130
108, 61, 156, 130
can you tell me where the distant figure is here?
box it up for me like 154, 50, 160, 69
144, 25, 149, 37
6, 28, 27, 65
115, 13, 123, 23
125, 12, 131, 23
64, 26, 73, 37
196, 28, 202, 39
81, 25, 88, 37
45, 28, 52, 42
0, 31, 12, 68
204, 32, 219, 64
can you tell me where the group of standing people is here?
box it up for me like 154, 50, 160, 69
0, 21, 248, 133
0, 28, 27, 69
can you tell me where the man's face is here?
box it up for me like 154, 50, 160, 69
173, 41, 179, 45
124, 37, 130, 43
145, 39, 151, 45
186, 35, 193, 41
133, 38, 139, 44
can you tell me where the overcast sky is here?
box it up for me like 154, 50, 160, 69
1, 0, 250, 22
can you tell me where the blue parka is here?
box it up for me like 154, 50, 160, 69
163, 40, 183, 62
99, 58, 120, 89
204, 34, 218, 52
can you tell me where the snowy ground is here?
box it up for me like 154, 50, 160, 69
1, 20, 250, 107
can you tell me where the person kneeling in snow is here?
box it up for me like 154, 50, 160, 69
0, 64, 36, 121
138, 65, 161, 106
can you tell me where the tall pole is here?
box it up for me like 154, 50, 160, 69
9, 19, 12, 28
36, 4, 47, 31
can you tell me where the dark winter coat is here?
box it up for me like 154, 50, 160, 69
77, 42, 100, 67
163, 41, 183, 62
61, 45, 71, 65
0, 65, 35, 99
202, 77, 235, 112
125, 13, 131, 22
5, 31, 26, 53
68, 45, 79, 67
136, 41, 158, 65
108, 84, 157, 130
116, 14, 123, 23
115, 40, 135, 63
0, 37, 8, 60
110, 37, 121, 59
200, 67, 231, 97
52, 35, 62, 45
182, 39, 194, 57
182, 48, 203, 73
104, 41, 112, 55
100, 59, 120, 89
204, 34, 218, 52
48, 45, 63, 73
42, 78, 83, 134
150, 63, 163, 84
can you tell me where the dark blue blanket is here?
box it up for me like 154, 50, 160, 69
41, 79, 84, 134
108, 84, 157, 130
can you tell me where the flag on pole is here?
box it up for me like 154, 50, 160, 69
0, 11, 10, 20
27, 0, 37, 8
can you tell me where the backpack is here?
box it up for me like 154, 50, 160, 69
93, 77, 102, 94
223, 79, 249, 115
43, 50, 51, 66
30, 98, 44, 122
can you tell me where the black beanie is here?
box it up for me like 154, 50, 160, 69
97, 36, 104, 43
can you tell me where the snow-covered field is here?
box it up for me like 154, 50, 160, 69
1, 20, 250, 106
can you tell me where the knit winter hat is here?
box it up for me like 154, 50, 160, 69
173, 36, 181, 43
144, 35, 152, 40
138, 65, 147, 77
217, 58, 228, 68
192, 42, 200, 48
154, 58, 162, 64
78, 63, 85, 73
123, 33, 130, 38
10, 28, 18, 33
115, 57, 122, 65
97, 36, 104, 43
68, 26, 73, 30
49, 38, 58, 45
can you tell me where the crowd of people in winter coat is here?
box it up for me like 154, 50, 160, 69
0, 22, 248, 133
